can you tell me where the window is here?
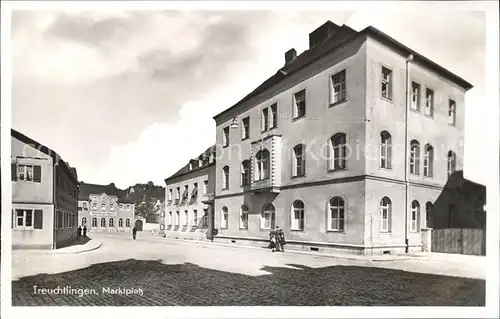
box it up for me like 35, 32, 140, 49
168, 189, 173, 201
82, 217, 87, 226
168, 212, 172, 226
293, 89, 306, 119
92, 202, 97, 210
184, 210, 188, 227
221, 206, 228, 229
411, 201, 420, 232
240, 205, 249, 229
223, 126, 230, 147
182, 185, 189, 201
329, 133, 347, 170
411, 82, 420, 111
328, 197, 345, 231
423, 144, 434, 177
126, 204, 131, 211
425, 88, 434, 116
83, 202, 88, 210
100, 218, 106, 227
193, 209, 198, 227
189, 162, 193, 170
270, 103, 278, 129
14, 209, 39, 229
192, 183, 198, 199
241, 160, 250, 186
101, 203, 106, 211
380, 131, 392, 169
119, 218, 123, 227
410, 140, 420, 175
448, 99, 456, 125
176, 187, 180, 199
242, 116, 250, 139
261, 203, 275, 229
203, 180, 208, 194
380, 197, 392, 232
292, 144, 306, 177
330, 70, 346, 104
255, 150, 270, 181
203, 209, 208, 227
176, 212, 180, 226
92, 218, 97, 227
291, 200, 305, 230
261, 108, 269, 132
425, 202, 433, 228
109, 218, 114, 227
15, 164, 42, 182
110, 203, 115, 211
447, 151, 456, 176
381, 67, 393, 100
126, 218, 130, 227
222, 166, 230, 189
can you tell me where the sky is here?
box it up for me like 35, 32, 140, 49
10, 5, 490, 189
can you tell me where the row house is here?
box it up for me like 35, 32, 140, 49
210, 21, 477, 255
162, 146, 216, 240
11, 129, 79, 249
78, 182, 136, 232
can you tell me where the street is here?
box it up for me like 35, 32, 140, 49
12, 232, 486, 306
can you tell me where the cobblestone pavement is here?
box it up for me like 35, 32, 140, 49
12, 232, 485, 306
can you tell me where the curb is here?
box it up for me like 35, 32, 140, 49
13, 240, 103, 255
161, 237, 425, 262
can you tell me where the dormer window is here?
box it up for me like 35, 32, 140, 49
189, 163, 193, 170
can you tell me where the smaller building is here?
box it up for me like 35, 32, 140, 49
78, 182, 135, 232
162, 146, 216, 240
11, 129, 79, 249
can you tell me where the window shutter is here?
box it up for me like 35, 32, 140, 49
34, 165, 42, 182
11, 163, 17, 181
34, 210, 43, 229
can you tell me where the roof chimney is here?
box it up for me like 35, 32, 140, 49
285, 48, 297, 64
309, 21, 341, 49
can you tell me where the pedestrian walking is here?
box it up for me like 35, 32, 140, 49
276, 226, 286, 252
132, 226, 137, 240
83, 226, 87, 238
77, 226, 82, 239
269, 228, 277, 252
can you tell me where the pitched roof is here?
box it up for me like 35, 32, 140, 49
213, 22, 473, 122
11, 128, 78, 183
78, 182, 135, 203
164, 145, 216, 182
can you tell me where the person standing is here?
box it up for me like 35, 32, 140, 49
77, 226, 82, 239
269, 228, 277, 252
82, 226, 87, 238
132, 226, 137, 240
276, 226, 285, 252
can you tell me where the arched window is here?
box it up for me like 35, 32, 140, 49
241, 160, 250, 186
92, 217, 97, 227
291, 200, 305, 230
380, 197, 392, 232
329, 133, 347, 170
125, 218, 130, 228
222, 166, 230, 189
221, 206, 228, 229
261, 203, 275, 229
425, 202, 433, 228
240, 205, 248, 229
410, 140, 420, 174
424, 144, 434, 177
328, 197, 345, 231
447, 151, 456, 176
109, 218, 114, 227
292, 144, 306, 177
119, 218, 123, 228
81, 217, 87, 226
100, 218, 106, 227
255, 149, 270, 181
380, 131, 392, 169
411, 200, 420, 232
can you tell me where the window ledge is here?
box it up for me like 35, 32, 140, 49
241, 137, 250, 142
379, 167, 392, 171
222, 145, 229, 149
239, 227, 248, 230
424, 114, 434, 119
410, 108, 420, 114
290, 228, 305, 232
329, 99, 347, 108
291, 174, 306, 179
380, 96, 393, 103
380, 231, 392, 235
326, 230, 346, 233
327, 168, 348, 173
292, 115, 306, 122
269, 126, 278, 131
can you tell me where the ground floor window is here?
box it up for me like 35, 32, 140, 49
109, 218, 114, 227
240, 205, 248, 229
126, 218, 131, 227
13, 209, 43, 229
221, 206, 228, 229
202, 209, 208, 227
101, 218, 106, 227
119, 218, 123, 227
291, 200, 305, 231
328, 197, 345, 231
92, 217, 97, 227
82, 217, 87, 226
261, 203, 275, 229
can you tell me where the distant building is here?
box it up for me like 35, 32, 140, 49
78, 182, 135, 232
162, 146, 216, 240
11, 129, 79, 249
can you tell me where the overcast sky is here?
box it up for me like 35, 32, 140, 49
11, 5, 489, 189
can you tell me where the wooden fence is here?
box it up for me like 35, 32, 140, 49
431, 228, 486, 255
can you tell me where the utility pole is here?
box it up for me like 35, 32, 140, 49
404, 53, 414, 254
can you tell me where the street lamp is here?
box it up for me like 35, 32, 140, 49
404, 53, 414, 254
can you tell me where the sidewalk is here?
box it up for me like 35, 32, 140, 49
13, 238, 102, 255
159, 236, 427, 262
